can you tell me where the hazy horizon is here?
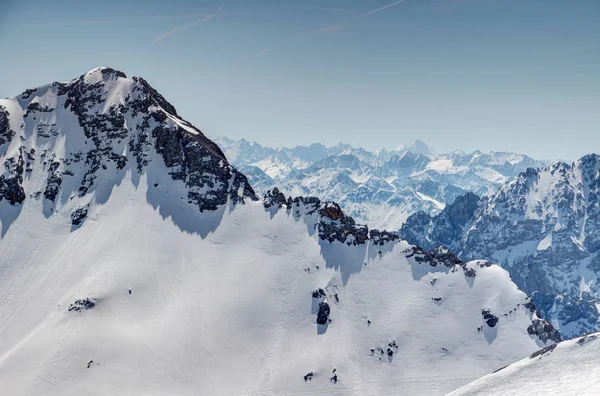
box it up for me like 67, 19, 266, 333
1, 0, 598, 160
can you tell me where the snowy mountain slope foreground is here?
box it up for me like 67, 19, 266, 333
449, 331, 600, 396
0, 68, 558, 395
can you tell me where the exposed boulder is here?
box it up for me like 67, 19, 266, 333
44, 161, 62, 201
263, 187, 287, 208
317, 301, 330, 325
320, 202, 344, 220
71, 205, 89, 226
482, 309, 499, 328
527, 319, 562, 344
369, 229, 400, 246
68, 298, 95, 312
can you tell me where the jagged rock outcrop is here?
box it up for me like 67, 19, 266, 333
263, 187, 287, 208
482, 309, 499, 328
44, 161, 62, 202
318, 202, 369, 246
0, 105, 15, 146
71, 206, 88, 226
262, 189, 372, 246
0, 147, 26, 204
317, 301, 330, 325
527, 319, 562, 344
369, 229, 400, 246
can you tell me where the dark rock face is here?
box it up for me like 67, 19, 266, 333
529, 343, 557, 359
481, 309, 499, 327
44, 161, 62, 201
318, 201, 369, 245
400, 192, 482, 250
320, 202, 344, 220
369, 229, 400, 246
23, 102, 54, 118
0, 147, 26, 204
0, 105, 15, 146
264, 189, 372, 246
527, 319, 562, 344
263, 187, 287, 208
312, 288, 326, 299
407, 245, 463, 268
317, 301, 330, 325
318, 214, 368, 246
71, 206, 88, 226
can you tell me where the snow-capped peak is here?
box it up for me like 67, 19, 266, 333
395, 139, 439, 158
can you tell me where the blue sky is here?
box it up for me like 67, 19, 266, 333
0, 0, 598, 160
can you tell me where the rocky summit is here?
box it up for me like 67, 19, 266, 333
0, 66, 256, 224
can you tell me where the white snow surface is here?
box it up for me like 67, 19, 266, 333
450, 331, 600, 395
0, 182, 549, 395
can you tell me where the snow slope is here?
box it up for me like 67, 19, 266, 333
0, 187, 556, 395
450, 331, 600, 395
0, 67, 558, 395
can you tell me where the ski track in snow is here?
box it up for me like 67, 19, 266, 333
246, 230, 309, 395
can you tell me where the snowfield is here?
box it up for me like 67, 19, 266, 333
450, 331, 600, 395
0, 186, 553, 395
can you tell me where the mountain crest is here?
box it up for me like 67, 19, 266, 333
0, 67, 256, 228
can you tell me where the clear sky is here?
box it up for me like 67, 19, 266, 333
0, 0, 598, 160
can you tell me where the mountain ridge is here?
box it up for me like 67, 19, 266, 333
214, 136, 552, 229
0, 67, 562, 395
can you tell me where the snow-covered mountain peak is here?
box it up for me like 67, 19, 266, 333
395, 139, 439, 158
82, 66, 128, 84
0, 67, 256, 224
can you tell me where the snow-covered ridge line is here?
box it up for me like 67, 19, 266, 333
263, 186, 563, 346
263, 187, 397, 246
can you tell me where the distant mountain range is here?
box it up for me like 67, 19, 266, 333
214, 136, 552, 229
